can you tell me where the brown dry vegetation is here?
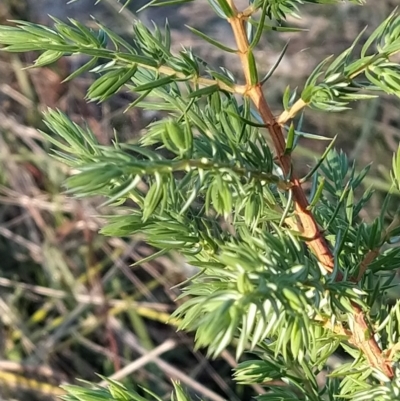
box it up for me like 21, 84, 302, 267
0, 1, 399, 400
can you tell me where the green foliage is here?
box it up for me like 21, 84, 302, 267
62, 378, 197, 401
300, 10, 400, 111
1, 0, 400, 400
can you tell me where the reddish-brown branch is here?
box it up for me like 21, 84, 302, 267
226, 6, 393, 378
356, 248, 380, 282
250, 93, 335, 273
351, 305, 393, 377
355, 215, 400, 283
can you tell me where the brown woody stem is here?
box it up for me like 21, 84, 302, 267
226, 1, 394, 378
355, 214, 400, 283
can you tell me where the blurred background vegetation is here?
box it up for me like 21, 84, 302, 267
0, 1, 399, 400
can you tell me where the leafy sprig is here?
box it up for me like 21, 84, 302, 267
1, 0, 400, 400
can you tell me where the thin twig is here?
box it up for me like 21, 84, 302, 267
98, 339, 177, 385
355, 214, 400, 283
108, 318, 227, 401
0, 277, 172, 311
277, 98, 308, 126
